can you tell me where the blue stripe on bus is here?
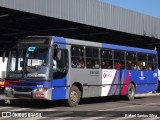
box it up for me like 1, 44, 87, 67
51, 77, 67, 100
114, 74, 121, 95
108, 71, 118, 96
53, 36, 66, 44
52, 36, 66, 49
102, 43, 157, 54
8, 81, 51, 91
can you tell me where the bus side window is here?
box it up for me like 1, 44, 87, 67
86, 47, 99, 69
114, 51, 125, 70
137, 53, 147, 70
126, 52, 137, 70
71, 45, 85, 68
148, 54, 157, 70
100, 49, 113, 69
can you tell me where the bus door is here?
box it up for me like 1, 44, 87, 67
51, 45, 69, 100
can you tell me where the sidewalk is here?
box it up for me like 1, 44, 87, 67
135, 92, 160, 97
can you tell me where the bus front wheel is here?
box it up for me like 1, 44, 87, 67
67, 86, 81, 107
126, 83, 135, 101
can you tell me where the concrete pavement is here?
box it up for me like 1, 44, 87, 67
135, 92, 160, 97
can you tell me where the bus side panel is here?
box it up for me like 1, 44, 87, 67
51, 78, 67, 100
121, 70, 158, 94
129, 70, 152, 94
147, 69, 158, 92
120, 70, 130, 95
69, 68, 101, 98
129, 70, 147, 93
101, 70, 129, 96
67, 42, 102, 98
101, 69, 126, 96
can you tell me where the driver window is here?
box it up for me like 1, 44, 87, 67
53, 48, 68, 79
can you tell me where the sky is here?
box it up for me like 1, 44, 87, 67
99, 0, 160, 18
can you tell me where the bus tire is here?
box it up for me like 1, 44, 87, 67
67, 86, 81, 107
126, 83, 135, 101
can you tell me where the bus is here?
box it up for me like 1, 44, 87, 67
0, 57, 7, 89
4, 36, 158, 107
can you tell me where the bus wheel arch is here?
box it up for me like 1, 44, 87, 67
72, 82, 83, 97
126, 82, 136, 101
67, 82, 82, 107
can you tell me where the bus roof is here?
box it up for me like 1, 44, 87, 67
53, 36, 157, 54
102, 44, 157, 54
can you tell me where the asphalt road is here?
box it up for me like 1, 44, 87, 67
0, 90, 160, 120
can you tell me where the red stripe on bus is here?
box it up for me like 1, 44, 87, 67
5, 80, 19, 86
120, 72, 129, 95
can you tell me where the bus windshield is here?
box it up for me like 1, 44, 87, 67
8, 46, 50, 79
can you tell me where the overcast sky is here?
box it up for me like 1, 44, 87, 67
99, 0, 160, 18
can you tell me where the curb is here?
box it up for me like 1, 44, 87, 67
135, 93, 160, 97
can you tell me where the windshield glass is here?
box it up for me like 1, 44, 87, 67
8, 46, 50, 79
26, 47, 49, 73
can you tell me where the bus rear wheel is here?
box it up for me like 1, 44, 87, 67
126, 83, 135, 101
67, 86, 81, 107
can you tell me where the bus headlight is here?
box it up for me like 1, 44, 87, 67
37, 87, 48, 92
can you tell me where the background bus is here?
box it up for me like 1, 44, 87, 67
0, 57, 7, 89
5, 36, 158, 106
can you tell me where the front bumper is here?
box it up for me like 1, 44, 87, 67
5, 87, 52, 100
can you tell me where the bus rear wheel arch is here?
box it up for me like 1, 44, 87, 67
67, 85, 81, 107
126, 83, 135, 101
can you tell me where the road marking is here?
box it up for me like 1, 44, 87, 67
0, 106, 13, 110
33, 108, 57, 111
110, 117, 132, 120
99, 105, 141, 111
99, 102, 160, 111
10, 107, 29, 111
146, 102, 160, 105
0, 107, 56, 112
53, 117, 74, 120
17, 117, 48, 120
142, 117, 160, 120
81, 117, 105, 120
46, 111, 74, 117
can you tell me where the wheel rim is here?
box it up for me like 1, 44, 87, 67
129, 86, 134, 97
70, 90, 78, 102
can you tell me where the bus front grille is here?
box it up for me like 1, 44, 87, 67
14, 94, 32, 98
14, 87, 33, 92
10, 82, 38, 86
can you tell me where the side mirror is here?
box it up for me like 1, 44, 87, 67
2, 51, 5, 62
